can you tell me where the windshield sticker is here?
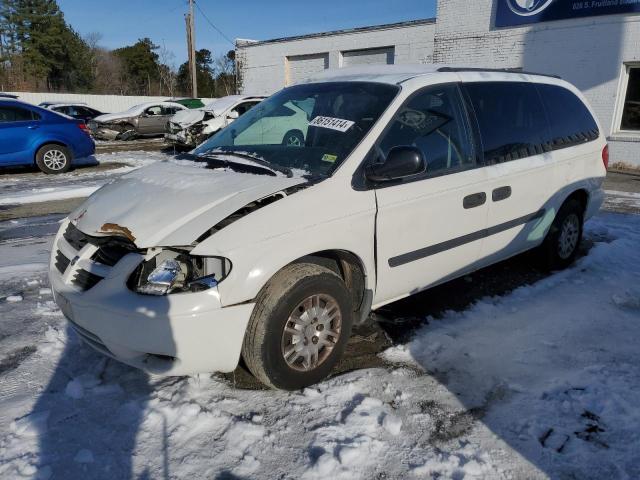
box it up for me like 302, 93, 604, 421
321, 154, 338, 163
309, 116, 355, 132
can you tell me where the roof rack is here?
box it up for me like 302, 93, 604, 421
437, 67, 561, 79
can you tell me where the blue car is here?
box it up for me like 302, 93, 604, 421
0, 99, 95, 174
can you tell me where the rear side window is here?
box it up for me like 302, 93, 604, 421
536, 84, 599, 149
162, 106, 181, 115
464, 82, 548, 164
0, 106, 40, 122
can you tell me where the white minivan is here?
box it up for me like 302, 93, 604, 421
49, 65, 607, 390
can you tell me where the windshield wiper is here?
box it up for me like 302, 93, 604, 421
180, 152, 275, 177
205, 150, 293, 178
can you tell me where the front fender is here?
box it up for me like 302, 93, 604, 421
191, 180, 377, 306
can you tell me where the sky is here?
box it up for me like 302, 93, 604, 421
57, 0, 437, 66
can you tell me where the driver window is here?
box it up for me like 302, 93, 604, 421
145, 106, 162, 116
378, 84, 474, 175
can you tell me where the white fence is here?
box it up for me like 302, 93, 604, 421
6, 92, 216, 113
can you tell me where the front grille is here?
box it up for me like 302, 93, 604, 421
72, 269, 102, 291
55, 250, 71, 274
63, 223, 89, 250
57, 223, 138, 292
92, 241, 136, 267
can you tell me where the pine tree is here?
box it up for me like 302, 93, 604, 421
1, 0, 93, 91
113, 38, 162, 95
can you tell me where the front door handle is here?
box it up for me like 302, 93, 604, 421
492, 186, 512, 202
27, 125, 39, 130
463, 192, 487, 209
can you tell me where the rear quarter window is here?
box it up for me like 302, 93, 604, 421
535, 84, 599, 149
464, 81, 548, 164
0, 105, 40, 122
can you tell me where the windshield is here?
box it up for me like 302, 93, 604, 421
194, 82, 399, 177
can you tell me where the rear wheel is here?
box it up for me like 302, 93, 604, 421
35, 144, 71, 174
539, 198, 584, 270
242, 263, 353, 390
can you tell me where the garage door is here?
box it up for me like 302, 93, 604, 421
286, 53, 329, 85
342, 47, 395, 67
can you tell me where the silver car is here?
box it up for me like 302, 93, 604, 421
89, 101, 187, 140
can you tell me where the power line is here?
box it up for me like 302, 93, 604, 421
193, 1, 235, 47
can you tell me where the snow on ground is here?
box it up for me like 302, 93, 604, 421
604, 189, 640, 213
0, 211, 639, 479
0, 151, 172, 206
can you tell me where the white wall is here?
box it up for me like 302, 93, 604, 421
7, 92, 216, 114
434, 0, 640, 167
236, 20, 436, 95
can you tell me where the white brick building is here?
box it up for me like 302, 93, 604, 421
236, 1, 640, 167
236, 19, 436, 96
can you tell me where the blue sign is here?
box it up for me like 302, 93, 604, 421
496, 0, 640, 27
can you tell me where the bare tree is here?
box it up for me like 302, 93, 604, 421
214, 50, 236, 96
157, 45, 178, 98
83, 32, 102, 82
93, 48, 127, 94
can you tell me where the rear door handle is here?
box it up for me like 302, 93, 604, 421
27, 125, 39, 130
492, 186, 512, 202
463, 192, 487, 209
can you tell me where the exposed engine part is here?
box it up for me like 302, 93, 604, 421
166, 112, 217, 148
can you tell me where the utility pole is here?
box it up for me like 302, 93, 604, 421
185, 0, 198, 98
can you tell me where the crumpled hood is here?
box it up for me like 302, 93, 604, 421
170, 109, 211, 128
70, 161, 306, 248
93, 112, 131, 123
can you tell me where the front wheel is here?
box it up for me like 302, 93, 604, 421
282, 130, 304, 147
35, 144, 71, 174
242, 263, 353, 390
539, 198, 584, 270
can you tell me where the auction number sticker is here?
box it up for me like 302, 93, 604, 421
309, 116, 355, 132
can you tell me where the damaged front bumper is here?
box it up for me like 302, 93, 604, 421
89, 121, 137, 141
165, 121, 209, 148
48, 220, 254, 376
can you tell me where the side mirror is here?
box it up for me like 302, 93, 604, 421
227, 110, 239, 120
365, 146, 426, 183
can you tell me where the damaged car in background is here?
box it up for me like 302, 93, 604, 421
89, 101, 187, 140
49, 66, 606, 390
165, 95, 265, 148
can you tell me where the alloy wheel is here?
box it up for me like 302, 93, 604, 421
42, 149, 67, 171
281, 294, 342, 371
558, 213, 580, 259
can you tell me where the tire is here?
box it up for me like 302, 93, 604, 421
117, 124, 137, 141
539, 198, 584, 270
35, 144, 71, 174
282, 130, 304, 147
242, 263, 354, 390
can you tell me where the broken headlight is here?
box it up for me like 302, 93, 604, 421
129, 249, 231, 296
